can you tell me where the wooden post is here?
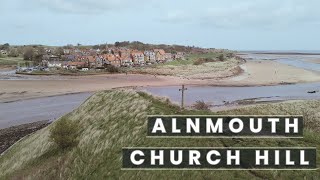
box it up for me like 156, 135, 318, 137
179, 85, 187, 108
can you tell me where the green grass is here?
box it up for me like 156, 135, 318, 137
0, 90, 319, 179
160, 52, 233, 66
0, 57, 31, 67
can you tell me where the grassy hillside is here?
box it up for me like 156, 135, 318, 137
131, 53, 242, 79
0, 90, 319, 179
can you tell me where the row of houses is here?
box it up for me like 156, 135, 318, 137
44, 48, 186, 69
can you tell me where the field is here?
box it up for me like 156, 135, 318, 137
0, 57, 32, 67
0, 90, 319, 179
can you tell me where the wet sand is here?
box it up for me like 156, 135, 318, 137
1, 60, 320, 102
0, 74, 202, 103
0, 93, 92, 129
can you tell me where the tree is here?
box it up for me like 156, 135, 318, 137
0, 43, 10, 50
36, 46, 46, 55
8, 48, 19, 57
115, 41, 120, 47
54, 47, 64, 56
23, 47, 34, 60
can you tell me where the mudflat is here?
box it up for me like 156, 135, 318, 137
0, 60, 320, 102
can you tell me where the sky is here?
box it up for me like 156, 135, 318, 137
1, 0, 320, 50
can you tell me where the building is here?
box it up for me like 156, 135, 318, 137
131, 51, 145, 65
144, 51, 156, 64
164, 53, 173, 61
47, 61, 62, 68
67, 61, 87, 69
106, 54, 121, 67
174, 52, 186, 60
120, 56, 133, 67
86, 56, 96, 68
154, 49, 166, 62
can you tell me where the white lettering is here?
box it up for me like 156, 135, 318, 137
130, 150, 145, 165
250, 118, 262, 133
152, 118, 166, 133
256, 150, 269, 165
187, 118, 200, 133
206, 150, 221, 165
229, 118, 244, 133
206, 118, 223, 133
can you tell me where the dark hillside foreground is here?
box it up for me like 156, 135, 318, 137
0, 90, 319, 179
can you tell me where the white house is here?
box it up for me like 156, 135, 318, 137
144, 51, 156, 63
47, 61, 62, 68
131, 51, 145, 65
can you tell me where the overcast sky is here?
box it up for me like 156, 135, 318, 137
1, 0, 320, 50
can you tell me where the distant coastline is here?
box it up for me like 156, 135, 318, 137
239, 50, 320, 55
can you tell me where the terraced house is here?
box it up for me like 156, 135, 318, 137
144, 51, 156, 64
131, 51, 145, 65
154, 49, 166, 62
42, 46, 186, 71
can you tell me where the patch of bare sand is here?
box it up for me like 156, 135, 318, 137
222, 60, 320, 86
0, 74, 204, 102
305, 59, 320, 64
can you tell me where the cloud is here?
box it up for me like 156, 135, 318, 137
160, 0, 320, 28
31, 0, 147, 14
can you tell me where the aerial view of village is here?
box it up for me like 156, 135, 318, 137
1, 0, 320, 179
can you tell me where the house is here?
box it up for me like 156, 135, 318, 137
120, 55, 133, 67
144, 51, 156, 64
164, 53, 173, 61
119, 49, 131, 58
106, 54, 121, 67
154, 49, 166, 62
86, 56, 96, 68
131, 51, 145, 65
67, 61, 87, 70
64, 55, 76, 61
49, 55, 60, 61
95, 56, 105, 68
47, 61, 62, 68
174, 52, 186, 60
63, 49, 71, 55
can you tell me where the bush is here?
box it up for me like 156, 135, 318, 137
193, 57, 216, 65
49, 117, 79, 150
192, 100, 211, 110
106, 65, 119, 73
218, 54, 225, 61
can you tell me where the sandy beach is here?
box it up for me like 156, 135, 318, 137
224, 60, 320, 85
0, 60, 319, 102
306, 58, 320, 64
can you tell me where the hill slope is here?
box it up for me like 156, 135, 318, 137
0, 90, 319, 179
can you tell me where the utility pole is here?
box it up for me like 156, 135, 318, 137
179, 85, 187, 109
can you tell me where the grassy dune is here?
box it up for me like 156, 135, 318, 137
131, 52, 243, 79
0, 90, 319, 179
